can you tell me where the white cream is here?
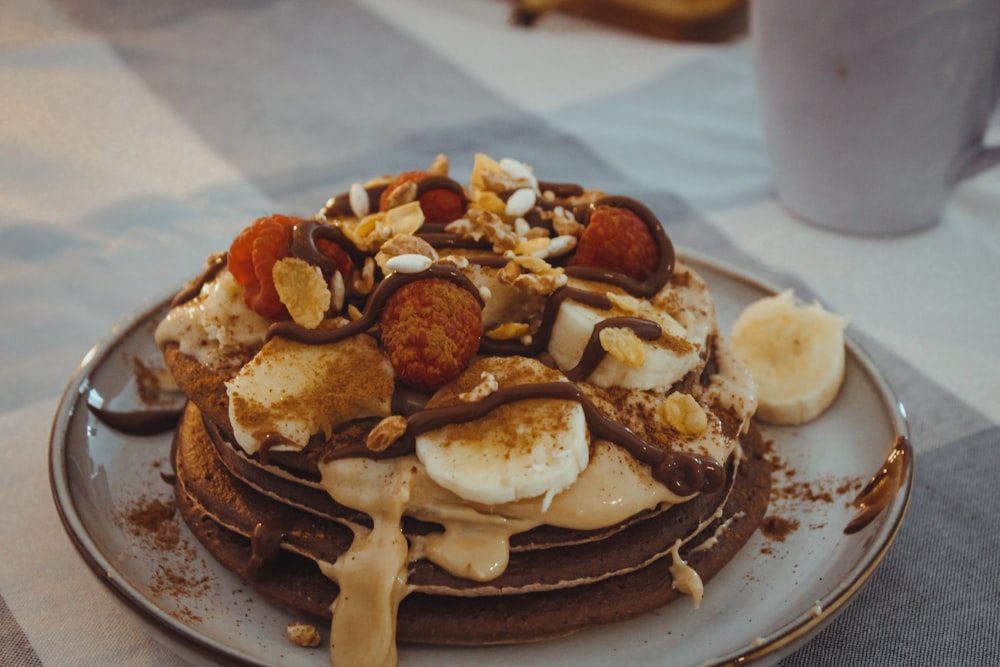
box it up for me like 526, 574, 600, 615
154, 270, 269, 366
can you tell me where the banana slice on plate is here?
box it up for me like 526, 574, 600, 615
730, 290, 848, 425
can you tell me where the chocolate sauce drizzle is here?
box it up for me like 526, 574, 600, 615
291, 219, 368, 271
330, 381, 723, 497
265, 262, 484, 345
844, 435, 912, 534
170, 252, 227, 308
247, 518, 286, 579
564, 196, 675, 298
86, 401, 183, 436
562, 317, 662, 382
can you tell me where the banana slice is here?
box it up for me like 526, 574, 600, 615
730, 290, 848, 425
547, 288, 703, 393
415, 357, 589, 509
226, 335, 395, 455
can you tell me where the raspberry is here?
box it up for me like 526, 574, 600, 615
379, 278, 483, 390
380, 170, 465, 223
418, 187, 465, 223
228, 214, 297, 318
571, 205, 659, 281
315, 237, 354, 278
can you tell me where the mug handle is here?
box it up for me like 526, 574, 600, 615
957, 144, 1000, 181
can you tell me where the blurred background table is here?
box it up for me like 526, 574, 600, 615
2, 1, 998, 665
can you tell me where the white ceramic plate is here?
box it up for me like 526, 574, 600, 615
50, 251, 912, 667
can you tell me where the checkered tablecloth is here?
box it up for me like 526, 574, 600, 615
2, 1, 998, 665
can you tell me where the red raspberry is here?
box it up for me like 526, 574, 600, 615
379, 278, 483, 390
380, 170, 465, 223
571, 205, 659, 281
417, 186, 465, 223
315, 237, 354, 279
228, 214, 297, 319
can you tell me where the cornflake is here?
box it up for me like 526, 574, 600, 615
272, 257, 331, 330
599, 327, 646, 368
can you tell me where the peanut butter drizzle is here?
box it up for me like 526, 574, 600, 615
844, 435, 912, 534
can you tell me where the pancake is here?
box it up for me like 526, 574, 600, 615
174, 402, 771, 643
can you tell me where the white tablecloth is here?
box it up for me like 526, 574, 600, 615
2, 1, 998, 665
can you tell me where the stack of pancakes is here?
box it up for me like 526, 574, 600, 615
171, 388, 768, 644
158, 155, 770, 658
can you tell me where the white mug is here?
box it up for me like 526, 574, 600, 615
751, 0, 1000, 235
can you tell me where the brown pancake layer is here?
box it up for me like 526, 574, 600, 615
174, 402, 771, 644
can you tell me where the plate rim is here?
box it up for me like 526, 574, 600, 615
48, 249, 914, 667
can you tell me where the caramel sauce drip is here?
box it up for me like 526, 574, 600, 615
844, 435, 912, 534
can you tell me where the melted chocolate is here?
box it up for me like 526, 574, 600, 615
331, 380, 723, 497
414, 175, 468, 204
265, 263, 483, 345
247, 518, 286, 579
170, 253, 227, 308
87, 401, 183, 436
478, 285, 614, 357
565, 196, 675, 297
844, 435, 912, 534
538, 180, 585, 199
166, 180, 724, 499
321, 183, 389, 218
563, 317, 662, 382
291, 219, 368, 272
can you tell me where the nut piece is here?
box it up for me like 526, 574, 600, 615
366, 415, 409, 452
272, 257, 331, 329
383, 180, 418, 210
458, 372, 499, 402
661, 393, 709, 435
375, 234, 438, 272
287, 621, 323, 648
485, 321, 530, 340
427, 153, 450, 177
599, 327, 646, 368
